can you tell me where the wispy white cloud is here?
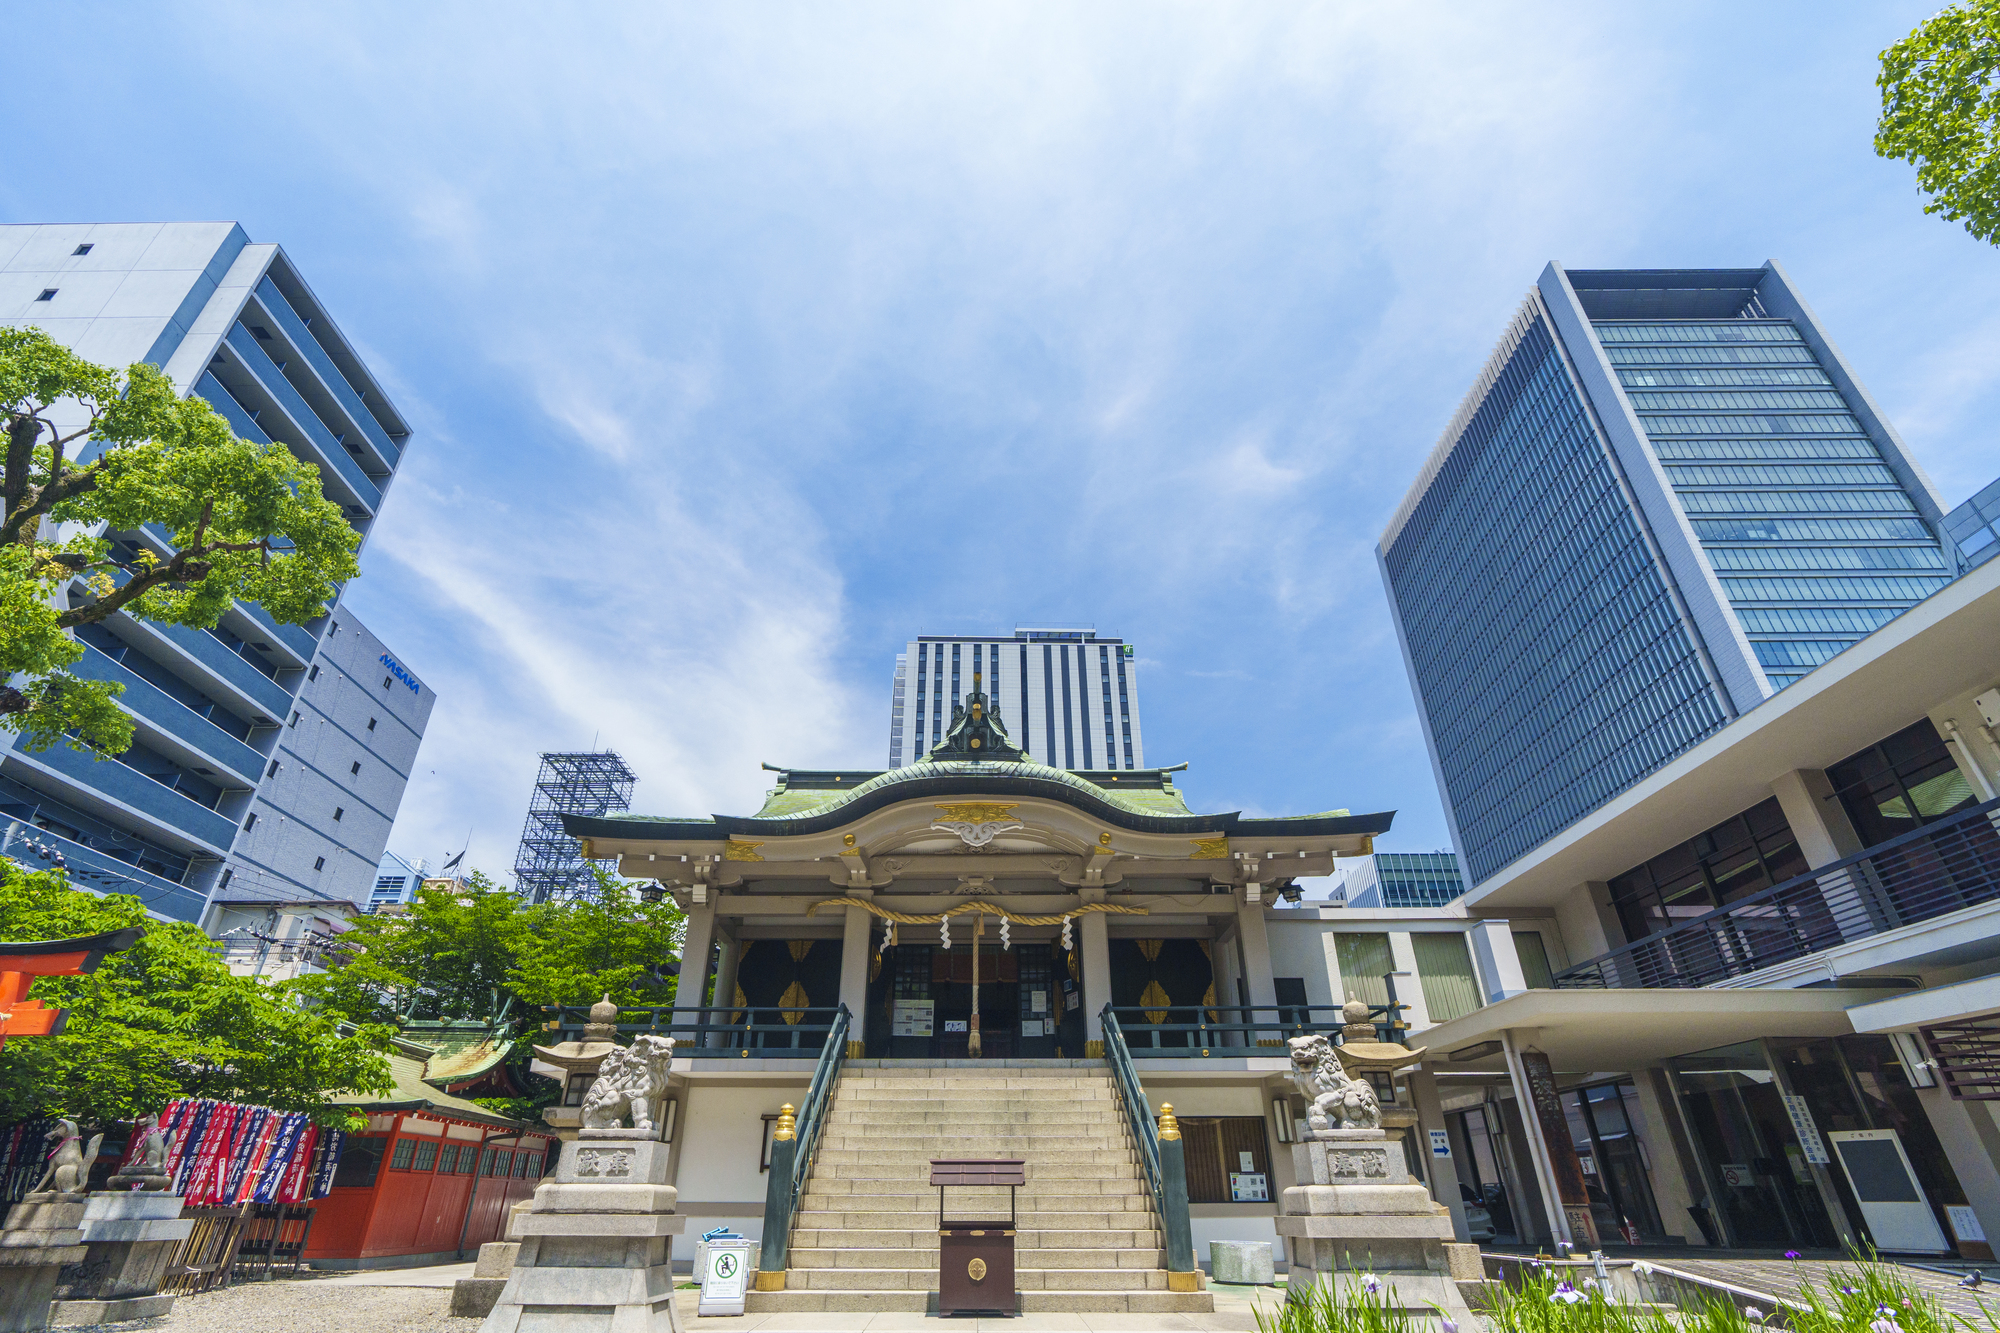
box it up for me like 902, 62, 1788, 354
16, 0, 1995, 872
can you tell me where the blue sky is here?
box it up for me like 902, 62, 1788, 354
9, 3, 2000, 881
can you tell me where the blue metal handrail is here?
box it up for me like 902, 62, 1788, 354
758, 1003, 851, 1284
1100, 1007, 1162, 1204
788, 1003, 849, 1216
1100, 1005, 1195, 1277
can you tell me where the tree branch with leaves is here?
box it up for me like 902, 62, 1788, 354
1, 327, 360, 754
1878, 0, 2000, 245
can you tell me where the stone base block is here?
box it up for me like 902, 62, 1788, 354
451, 1278, 506, 1319
556, 1138, 670, 1186
474, 1242, 519, 1280
1283, 1183, 1443, 1216
0, 1261, 77, 1333
1292, 1139, 1407, 1187
1209, 1240, 1274, 1285
50, 1293, 174, 1325
533, 1181, 679, 1215
1442, 1244, 1482, 1282
1276, 1213, 1456, 1241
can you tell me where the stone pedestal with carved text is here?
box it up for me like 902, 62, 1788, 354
1274, 1131, 1476, 1320
480, 1129, 685, 1333
48, 1192, 191, 1326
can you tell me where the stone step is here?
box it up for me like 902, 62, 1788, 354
836, 1088, 1120, 1096
789, 1265, 1171, 1292
820, 1104, 1120, 1112
819, 1130, 1132, 1146
788, 1246, 1166, 1271
791, 1227, 1162, 1251
804, 1152, 1136, 1176
795, 1208, 1158, 1231
741, 1290, 1214, 1314
801, 1181, 1147, 1203
813, 1145, 1136, 1166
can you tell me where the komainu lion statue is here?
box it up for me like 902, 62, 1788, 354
1287, 1034, 1381, 1135
580, 1034, 676, 1133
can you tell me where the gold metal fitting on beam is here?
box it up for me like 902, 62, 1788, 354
1158, 1104, 1181, 1141
773, 1103, 796, 1141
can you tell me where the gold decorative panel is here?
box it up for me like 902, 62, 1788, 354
725, 839, 765, 862
1189, 836, 1229, 859
932, 802, 1020, 824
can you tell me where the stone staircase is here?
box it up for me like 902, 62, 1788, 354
746, 1063, 1213, 1314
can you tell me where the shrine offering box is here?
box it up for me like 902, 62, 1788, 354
930, 1158, 1026, 1316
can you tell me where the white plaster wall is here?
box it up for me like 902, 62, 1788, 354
671, 1081, 809, 1262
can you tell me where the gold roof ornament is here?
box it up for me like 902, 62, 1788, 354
1331, 996, 1427, 1077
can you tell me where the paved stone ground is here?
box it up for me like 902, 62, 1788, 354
57, 1270, 1290, 1332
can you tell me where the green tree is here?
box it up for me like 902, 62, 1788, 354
1, 327, 361, 755
1877, 0, 2000, 244
298, 868, 684, 1024
296, 866, 684, 1122
0, 862, 395, 1125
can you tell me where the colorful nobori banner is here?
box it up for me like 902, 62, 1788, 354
157, 1098, 344, 1205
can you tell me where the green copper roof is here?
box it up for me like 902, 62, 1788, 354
567, 756, 1386, 843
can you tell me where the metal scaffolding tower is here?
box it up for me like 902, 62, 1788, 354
513, 751, 637, 903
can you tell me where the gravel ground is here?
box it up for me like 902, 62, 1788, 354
59, 1280, 472, 1333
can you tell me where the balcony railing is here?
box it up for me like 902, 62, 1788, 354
1103, 1002, 1408, 1056
541, 1004, 843, 1057
1554, 797, 2000, 989
1, 818, 208, 923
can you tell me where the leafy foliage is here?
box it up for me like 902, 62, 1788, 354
0, 862, 395, 1126
0, 327, 361, 754
296, 866, 683, 1125
1877, 0, 2000, 244
296, 866, 684, 1026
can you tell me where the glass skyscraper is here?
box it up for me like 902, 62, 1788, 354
1380, 264, 1956, 889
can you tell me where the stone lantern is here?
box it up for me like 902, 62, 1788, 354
531, 995, 624, 1140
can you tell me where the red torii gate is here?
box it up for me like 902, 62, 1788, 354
0, 928, 144, 1051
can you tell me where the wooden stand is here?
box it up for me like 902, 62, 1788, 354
931, 1158, 1024, 1316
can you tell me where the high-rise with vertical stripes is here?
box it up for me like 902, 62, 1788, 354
887, 629, 1144, 770
1380, 263, 1957, 890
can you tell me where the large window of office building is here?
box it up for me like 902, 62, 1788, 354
1596, 320, 1953, 690
1827, 718, 1983, 848
1606, 797, 1808, 945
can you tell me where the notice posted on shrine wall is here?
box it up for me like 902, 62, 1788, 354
892, 1000, 934, 1037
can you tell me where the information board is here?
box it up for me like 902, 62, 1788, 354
1230, 1173, 1269, 1202
891, 1000, 934, 1037
1779, 1093, 1832, 1165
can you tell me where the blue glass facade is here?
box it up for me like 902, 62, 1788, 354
1382, 313, 1729, 885
1384, 263, 1958, 892
1597, 321, 1953, 688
